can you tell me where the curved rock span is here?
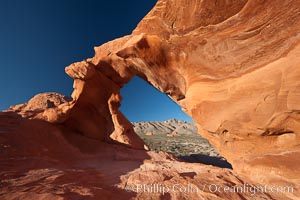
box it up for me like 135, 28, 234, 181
2, 0, 300, 199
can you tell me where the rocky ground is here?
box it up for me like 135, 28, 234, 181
1, 0, 300, 198
133, 119, 232, 168
0, 112, 284, 200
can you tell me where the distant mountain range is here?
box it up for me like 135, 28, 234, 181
132, 119, 224, 162
132, 119, 198, 136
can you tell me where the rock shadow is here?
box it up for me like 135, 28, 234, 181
178, 154, 233, 169
0, 111, 150, 199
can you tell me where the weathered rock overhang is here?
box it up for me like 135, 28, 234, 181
20, 0, 300, 188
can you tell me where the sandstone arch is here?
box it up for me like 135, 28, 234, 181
36, 0, 300, 190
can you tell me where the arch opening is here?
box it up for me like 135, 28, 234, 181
120, 76, 232, 168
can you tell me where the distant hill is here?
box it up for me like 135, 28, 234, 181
132, 119, 198, 136
132, 119, 222, 159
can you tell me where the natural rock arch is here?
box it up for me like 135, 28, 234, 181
34, 0, 300, 189
42, 34, 188, 148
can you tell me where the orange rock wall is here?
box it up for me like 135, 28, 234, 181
37, 0, 300, 187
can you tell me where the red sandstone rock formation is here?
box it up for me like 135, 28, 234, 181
0, 112, 293, 200
9, 92, 72, 119
2, 0, 300, 199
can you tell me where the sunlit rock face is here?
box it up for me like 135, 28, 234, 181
10, 0, 300, 196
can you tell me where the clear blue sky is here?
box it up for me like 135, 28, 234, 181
0, 0, 192, 122
120, 77, 192, 122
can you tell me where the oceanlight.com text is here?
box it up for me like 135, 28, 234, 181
124, 183, 294, 196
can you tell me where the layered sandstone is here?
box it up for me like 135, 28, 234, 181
2, 0, 300, 199
0, 112, 293, 200
8, 92, 72, 119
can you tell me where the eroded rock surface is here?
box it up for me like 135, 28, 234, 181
0, 113, 294, 200
8, 92, 72, 119
2, 0, 300, 199
37, 0, 300, 188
